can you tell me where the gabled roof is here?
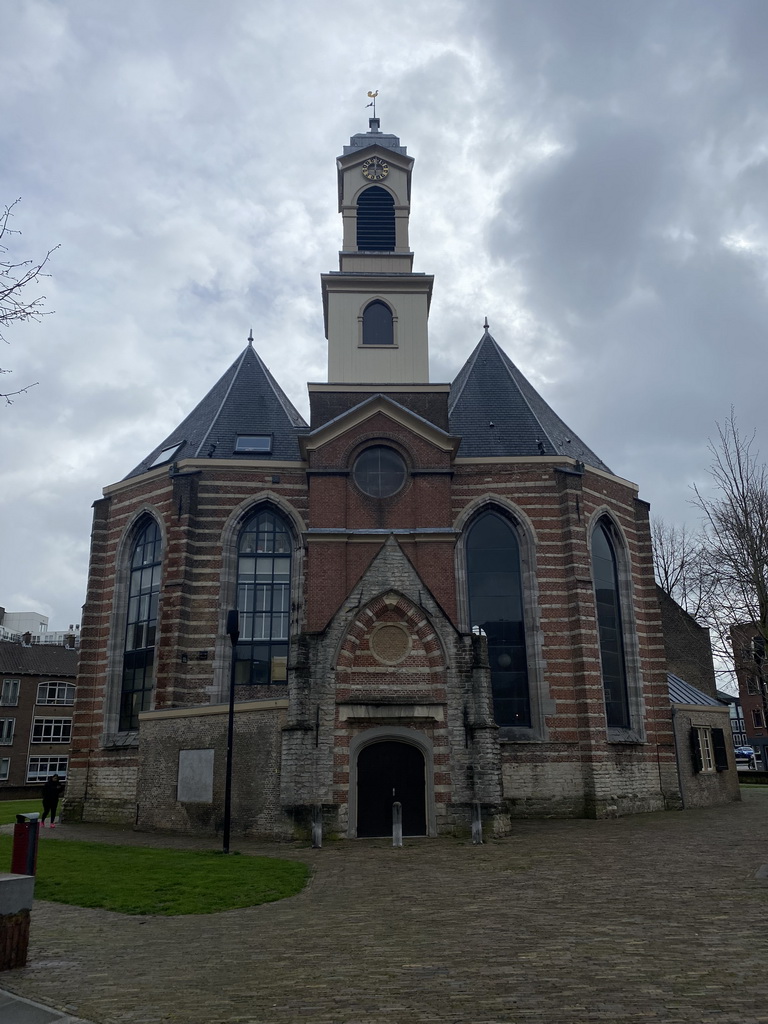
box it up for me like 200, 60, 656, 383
125, 342, 309, 479
299, 393, 460, 458
448, 330, 611, 472
0, 641, 78, 677
668, 673, 725, 707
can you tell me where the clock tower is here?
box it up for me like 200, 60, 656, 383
321, 117, 434, 383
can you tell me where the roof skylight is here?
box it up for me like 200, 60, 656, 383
235, 435, 272, 454
148, 442, 183, 468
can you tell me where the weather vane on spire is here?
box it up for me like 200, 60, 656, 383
366, 90, 379, 118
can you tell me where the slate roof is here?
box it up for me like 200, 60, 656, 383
668, 672, 725, 707
448, 330, 611, 471
125, 342, 309, 479
0, 640, 78, 677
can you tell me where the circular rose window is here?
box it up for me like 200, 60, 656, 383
353, 446, 407, 498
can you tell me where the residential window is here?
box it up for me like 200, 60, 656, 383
0, 719, 15, 745
700, 728, 714, 772
234, 509, 292, 686
753, 708, 764, 729
1, 679, 20, 707
27, 756, 68, 782
691, 727, 729, 773
0, 757, 9, 781
466, 510, 530, 728
121, 518, 162, 730
36, 681, 76, 706
31, 718, 72, 744
748, 676, 760, 695
362, 300, 394, 346
591, 518, 630, 729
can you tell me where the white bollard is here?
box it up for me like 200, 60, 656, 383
311, 805, 323, 849
392, 801, 403, 848
472, 801, 484, 845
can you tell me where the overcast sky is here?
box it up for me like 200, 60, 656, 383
2, 0, 768, 629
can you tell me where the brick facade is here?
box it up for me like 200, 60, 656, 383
66, 119, 685, 837
67, 423, 682, 835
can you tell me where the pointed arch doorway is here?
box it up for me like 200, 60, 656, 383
356, 740, 427, 838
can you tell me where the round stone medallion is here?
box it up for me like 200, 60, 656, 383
370, 624, 411, 665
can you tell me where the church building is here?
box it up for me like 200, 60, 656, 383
67, 118, 683, 838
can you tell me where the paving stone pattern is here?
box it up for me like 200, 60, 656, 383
4, 791, 768, 1023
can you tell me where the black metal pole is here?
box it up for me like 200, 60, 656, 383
222, 608, 240, 855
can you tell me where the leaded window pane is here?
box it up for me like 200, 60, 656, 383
362, 300, 394, 346
591, 520, 630, 729
121, 519, 161, 730
235, 510, 292, 685
467, 512, 530, 727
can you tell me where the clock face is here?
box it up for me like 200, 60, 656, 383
361, 156, 389, 181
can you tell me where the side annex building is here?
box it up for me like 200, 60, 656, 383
68, 119, 705, 837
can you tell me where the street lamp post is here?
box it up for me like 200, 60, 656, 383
222, 608, 240, 855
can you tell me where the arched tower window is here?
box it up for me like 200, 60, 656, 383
362, 300, 394, 346
466, 511, 530, 727
591, 517, 630, 729
356, 186, 395, 251
235, 508, 292, 686
121, 518, 162, 730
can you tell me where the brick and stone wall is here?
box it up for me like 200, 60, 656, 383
658, 587, 718, 698
71, 399, 682, 833
672, 704, 741, 808
136, 699, 290, 837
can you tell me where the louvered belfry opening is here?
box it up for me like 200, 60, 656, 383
356, 185, 395, 251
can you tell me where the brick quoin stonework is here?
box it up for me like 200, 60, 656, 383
66, 117, 687, 838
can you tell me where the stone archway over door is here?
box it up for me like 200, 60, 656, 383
356, 741, 427, 837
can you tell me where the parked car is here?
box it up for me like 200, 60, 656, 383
735, 745, 756, 764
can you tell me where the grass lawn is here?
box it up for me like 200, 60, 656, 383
0, 799, 43, 825
0, 834, 309, 915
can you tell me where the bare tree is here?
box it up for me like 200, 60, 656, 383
1, 198, 58, 403
694, 411, 768, 639
651, 517, 712, 621
691, 411, 768, 699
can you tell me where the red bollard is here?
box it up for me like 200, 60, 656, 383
11, 814, 40, 876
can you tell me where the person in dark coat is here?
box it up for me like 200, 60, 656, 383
41, 774, 64, 827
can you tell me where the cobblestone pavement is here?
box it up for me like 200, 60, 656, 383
3, 789, 768, 1024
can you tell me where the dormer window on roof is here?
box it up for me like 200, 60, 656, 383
235, 435, 272, 454
148, 443, 183, 468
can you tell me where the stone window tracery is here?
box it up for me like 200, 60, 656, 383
234, 508, 292, 686
120, 517, 162, 731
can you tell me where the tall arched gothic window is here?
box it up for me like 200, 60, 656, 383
466, 511, 530, 727
362, 300, 394, 346
121, 518, 162, 730
356, 186, 395, 251
235, 508, 292, 686
591, 517, 631, 729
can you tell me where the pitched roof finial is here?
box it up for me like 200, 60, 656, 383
247, 328, 254, 347
483, 316, 490, 333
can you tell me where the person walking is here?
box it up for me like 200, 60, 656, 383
41, 774, 65, 828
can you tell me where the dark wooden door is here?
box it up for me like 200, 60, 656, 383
356, 740, 427, 837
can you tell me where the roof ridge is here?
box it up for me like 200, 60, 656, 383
192, 347, 251, 458
489, 336, 558, 454
308, 392, 454, 439
251, 346, 308, 429
448, 333, 487, 413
